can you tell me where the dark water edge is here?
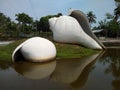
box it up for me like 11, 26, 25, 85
0, 48, 120, 90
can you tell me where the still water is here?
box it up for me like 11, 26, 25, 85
0, 48, 120, 90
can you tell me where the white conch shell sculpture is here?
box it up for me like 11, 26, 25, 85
49, 10, 105, 50
69, 10, 105, 49
12, 37, 56, 62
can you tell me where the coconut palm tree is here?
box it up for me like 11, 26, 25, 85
86, 11, 96, 25
114, 0, 120, 21
114, 6, 120, 21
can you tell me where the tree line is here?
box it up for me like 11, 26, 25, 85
92, 2, 120, 38
0, 2, 120, 40
0, 12, 62, 40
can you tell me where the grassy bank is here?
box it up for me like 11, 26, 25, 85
0, 39, 97, 62
55, 43, 97, 58
0, 39, 25, 62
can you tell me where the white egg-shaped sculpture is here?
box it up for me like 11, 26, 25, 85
12, 37, 56, 62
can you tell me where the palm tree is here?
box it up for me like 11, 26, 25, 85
86, 11, 96, 25
114, 6, 120, 21
114, 0, 120, 21
105, 13, 114, 20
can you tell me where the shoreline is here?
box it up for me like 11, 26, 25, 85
1, 38, 120, 47
0, 39, 96, 62
100, 38, 120, 47
0, 41, 14, 46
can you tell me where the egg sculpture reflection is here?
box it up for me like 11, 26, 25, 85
12, 37, 56, 62
49, 10, 105, 50
13, 61, 56, 79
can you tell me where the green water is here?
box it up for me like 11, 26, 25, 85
0, 48, 120, 90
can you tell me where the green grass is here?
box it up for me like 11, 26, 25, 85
55, 43, 97, 58
0, 39, 97, 62
0, 39, 25, 62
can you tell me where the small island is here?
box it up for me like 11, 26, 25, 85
0, 39, 97, 62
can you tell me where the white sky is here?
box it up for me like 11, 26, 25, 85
0, 0, 116, 24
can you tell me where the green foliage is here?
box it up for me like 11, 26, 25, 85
97, 19, 120, 37
108, 20, 119, 30
98, 19, 109, 29
0, 39, 25, 61
0, 13, 10, 31
38, 13, 62, 32
87, 11, 96, 24
0, 11, 63, 39
96, 10, 120, 38
105, 13, 114, 19
0, 12, 18, 39
115, 0, 120, 2
114, 6, 120, 21
15, 13, 33, 24
39, 15, 52, 32
15, 13, 34, 37
55, 43, 97, 58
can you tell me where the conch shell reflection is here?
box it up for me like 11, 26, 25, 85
13, 61, 56, 79
51, 51, 103, 84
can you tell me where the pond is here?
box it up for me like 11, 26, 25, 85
0, 48, 120, 90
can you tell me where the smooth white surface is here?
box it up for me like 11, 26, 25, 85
12, 37, 56, 62
49, 16, 102, 49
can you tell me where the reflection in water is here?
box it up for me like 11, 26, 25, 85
13, 61, 56, 79
51, 51, 103, 84
99, 48, 120, 90
0, 61, 11, 70
0, 48, 120, 90
70, 60, 96, 88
